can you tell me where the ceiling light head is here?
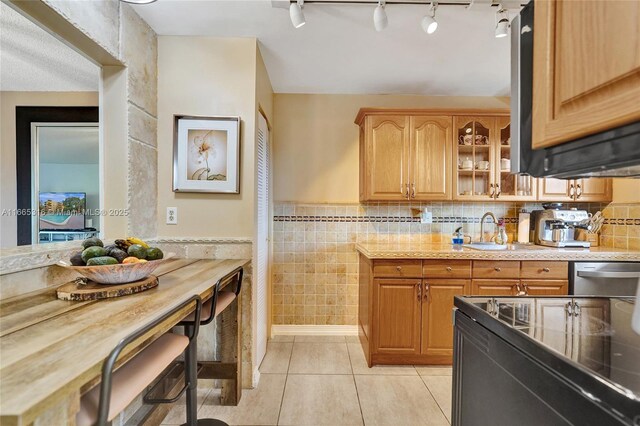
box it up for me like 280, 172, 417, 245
373, 1, 388, 32
290, 0, 306, 29
120, 0, 157, 4
495, 6, 510, 38
421, 2, 438, 34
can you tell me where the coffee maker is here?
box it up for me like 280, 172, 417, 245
531, 207, 591, 248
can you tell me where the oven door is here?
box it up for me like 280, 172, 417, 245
571, 262, 640, 296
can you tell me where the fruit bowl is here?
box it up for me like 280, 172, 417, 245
58, 253, 175, 284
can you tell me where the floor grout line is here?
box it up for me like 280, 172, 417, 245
418, 374, 451, 425
345, 342, 366, 426
275, 340, 295, 425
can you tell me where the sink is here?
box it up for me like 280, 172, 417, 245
463, 242, 508, 251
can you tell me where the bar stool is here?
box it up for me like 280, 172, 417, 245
180, 267, 244, 426
76, 295, 202, 426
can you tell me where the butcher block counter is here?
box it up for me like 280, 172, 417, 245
0, 258, 248, 426
355, 243, 640, 368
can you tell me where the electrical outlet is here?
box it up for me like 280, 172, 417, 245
421, 209, 433, 224
166, 207, 178, 225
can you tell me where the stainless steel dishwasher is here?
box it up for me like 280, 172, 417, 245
571, 262, 640, 296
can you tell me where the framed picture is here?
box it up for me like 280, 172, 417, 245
173, 115, 240, 193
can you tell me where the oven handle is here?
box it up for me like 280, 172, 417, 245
577, 271, 640, 278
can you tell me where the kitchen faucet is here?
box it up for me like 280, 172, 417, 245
480, 212, 498, 242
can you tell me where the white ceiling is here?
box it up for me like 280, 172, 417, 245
134, 0, 515, 96
39, 126, 99, 164
0, 2, 99, 92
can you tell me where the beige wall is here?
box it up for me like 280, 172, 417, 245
613, 179, 640, 203
272, 94, 510, 203
157, 37, 262, 239
0, 91, 99, 248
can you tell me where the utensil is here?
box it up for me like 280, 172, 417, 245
542, 203, 564, 210
58, 253, 175, 284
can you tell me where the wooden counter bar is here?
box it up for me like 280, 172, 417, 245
0, 258, 249, 426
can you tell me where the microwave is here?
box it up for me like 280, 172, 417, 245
510, 1, 640, 178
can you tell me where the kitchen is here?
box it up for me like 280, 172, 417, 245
1, 0, 639, 425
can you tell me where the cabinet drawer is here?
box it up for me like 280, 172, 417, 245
423, 260, 471, 279
373, 260, 422, 278
473, 261, 520, 279
471, 279, 518, 296
522, 280, 569, 296
520, 261, 568, 280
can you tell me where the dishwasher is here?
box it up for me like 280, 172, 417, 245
571, 262, 640, 296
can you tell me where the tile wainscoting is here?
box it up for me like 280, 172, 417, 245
271, 201, 607, 326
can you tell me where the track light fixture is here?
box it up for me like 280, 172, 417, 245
495, 5, 510, 38
290, 0, 306, 28
421, 2, 438, 34
373, 1, 388, 32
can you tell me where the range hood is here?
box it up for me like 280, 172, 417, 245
510, 1, 640, 179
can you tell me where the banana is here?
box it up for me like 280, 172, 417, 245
126, 237, 149, 249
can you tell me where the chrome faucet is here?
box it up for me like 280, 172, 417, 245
480, 212, 498, 242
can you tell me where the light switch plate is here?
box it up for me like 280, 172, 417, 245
166, 207, 178, 225
421, 209, 433, 224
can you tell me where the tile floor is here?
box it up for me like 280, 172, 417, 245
161, 335, 452, 425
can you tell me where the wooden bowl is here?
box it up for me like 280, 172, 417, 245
58, 253, 175, 284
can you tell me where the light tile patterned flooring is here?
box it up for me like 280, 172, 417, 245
161, 335, 452, 425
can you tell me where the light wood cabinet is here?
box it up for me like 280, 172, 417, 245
372, 278, 422, 355
538, 178, 612, 202
521, 280, 568, 296
472, 279, 518, 296
532, 1, 640, 149
410, 116, 452, 200
421, 279, 471, 359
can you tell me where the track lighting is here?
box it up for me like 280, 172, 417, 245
421, 2, 438, 34
373, 1, 388, 32
495, 5, 510, 38
290, 0, 306, 29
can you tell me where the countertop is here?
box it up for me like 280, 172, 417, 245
356, 242, 640, 261
0, 258, 249, 425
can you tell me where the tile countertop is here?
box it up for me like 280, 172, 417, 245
355, 242, 640, 261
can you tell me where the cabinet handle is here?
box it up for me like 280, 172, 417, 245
522, 282, 529, 295
494, 267, 502, 272
423, 283, 429, 302
565, 301, 573, 316
489, 183, 495, 197
569, 184, 575, 198
542, 267, 550, 273
396, 266, 402, 272
573, 302, 581, 317
404, 183, 410, 199
495, 184, 501, 199
575, 183, 582, 199
515, 283, 526, 296
446, 266, 453, 272
411, 182, 416, 199
417, 283, 422, 302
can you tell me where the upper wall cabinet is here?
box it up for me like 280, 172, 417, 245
538, 178, 612, 202
357, 111, 452, 201
532, 0, 640, 149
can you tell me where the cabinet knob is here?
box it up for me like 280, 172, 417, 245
396, 266, 402, 272
542, 267, 550, 273
494, 267, 502, 272
446, 266, 452, 272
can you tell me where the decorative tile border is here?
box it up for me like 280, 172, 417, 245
274, 215, 520, 224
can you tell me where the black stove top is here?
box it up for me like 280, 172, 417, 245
463, 296, 640, 401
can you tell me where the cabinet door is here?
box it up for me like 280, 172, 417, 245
574, 178, 612, 202
421, 279, 471, 357
373, 278, 422, 355
535, 299, 572, 357
453, 116, 496, 200
494, 117, 536, 201
365, 115, 410, 200
572, 299, 610, 375
410, 116, 452, 201
521, 280, 568, 296
537, 178, 572, 201
532, 1, 640, 149
471, 279, 517, 296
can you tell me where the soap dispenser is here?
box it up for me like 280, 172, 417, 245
495, 219, 508, 245
452, 227, 464, 246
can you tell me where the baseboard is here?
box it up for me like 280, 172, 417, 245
271, 325, 358, 336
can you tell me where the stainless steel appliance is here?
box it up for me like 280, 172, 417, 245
530, 208, 591, 248
510, 1, 640, 178
572, 262, 640, 296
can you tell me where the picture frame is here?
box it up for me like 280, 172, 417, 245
173, 115, 240, 193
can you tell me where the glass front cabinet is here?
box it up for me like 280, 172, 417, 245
453, 116, 536, 201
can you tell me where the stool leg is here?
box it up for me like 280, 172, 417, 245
184, 324, 198, 426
